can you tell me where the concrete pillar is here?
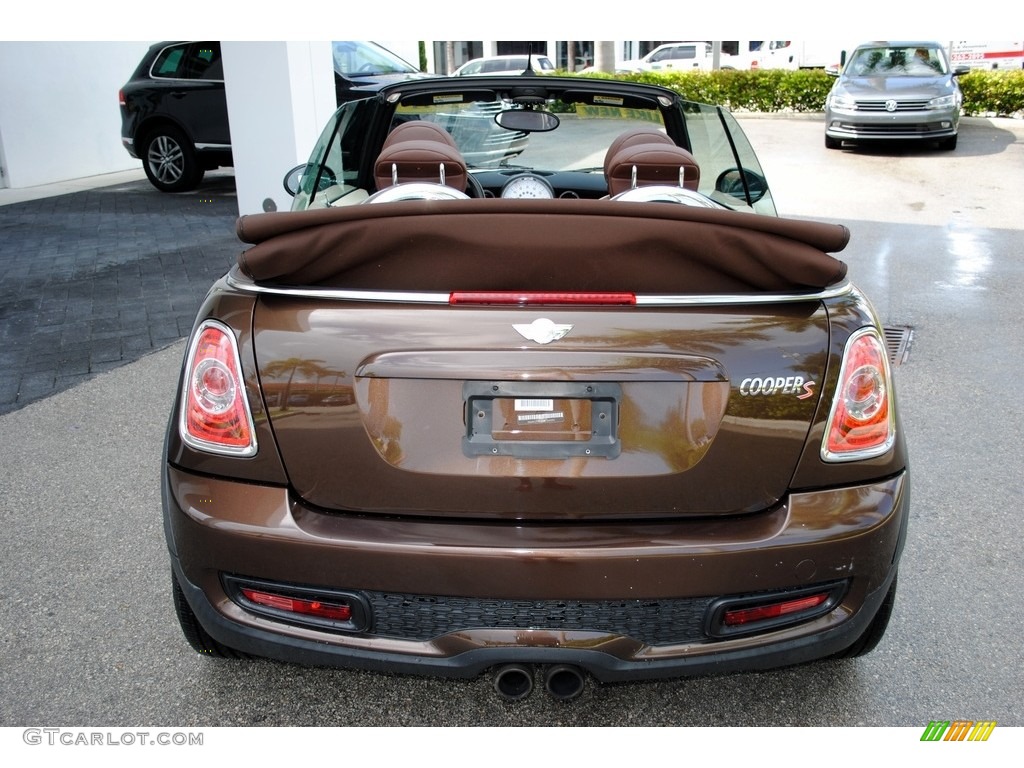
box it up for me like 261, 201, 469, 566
221, 42, 336, 216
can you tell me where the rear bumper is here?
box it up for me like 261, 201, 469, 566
164, 464, 908, 682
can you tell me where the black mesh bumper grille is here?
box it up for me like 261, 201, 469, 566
366, 592, 714, 646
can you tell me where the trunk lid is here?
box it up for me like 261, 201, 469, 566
253, 296, 828, 520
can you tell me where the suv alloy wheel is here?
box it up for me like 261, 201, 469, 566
142, 126, 204, 193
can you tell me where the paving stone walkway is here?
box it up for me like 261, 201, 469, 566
0, 173, 240, 414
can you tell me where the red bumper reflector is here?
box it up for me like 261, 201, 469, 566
241, 588, 352, 621
449, 291, 636, 305
723, 593, 829, 626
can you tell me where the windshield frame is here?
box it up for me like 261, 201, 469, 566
291, 76, 777, 216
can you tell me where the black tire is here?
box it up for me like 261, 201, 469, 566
142, 126, 204, 192
171, 571, 248, 659
835, 573, 897, 659
938, 134, 958, 151
825, 134, 842, 150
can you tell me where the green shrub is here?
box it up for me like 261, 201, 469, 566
958, 70, 1024, 116
572, 69, 1024, 116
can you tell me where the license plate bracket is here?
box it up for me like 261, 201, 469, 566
463, 381, 620, 458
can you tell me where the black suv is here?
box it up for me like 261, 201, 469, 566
119, 41, 432, 192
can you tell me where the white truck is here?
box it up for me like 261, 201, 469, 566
949, 41, 1024, 70
717, 41, 847, 70
618, 42, 715, 73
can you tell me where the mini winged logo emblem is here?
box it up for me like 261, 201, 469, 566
513, 318, 574, 345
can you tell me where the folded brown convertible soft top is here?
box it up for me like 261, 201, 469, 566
236, 199, 849, 294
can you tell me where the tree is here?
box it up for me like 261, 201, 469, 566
594, 41, 616, 74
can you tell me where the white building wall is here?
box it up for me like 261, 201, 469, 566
0, 41, 153, 188
0, 40, 433, 192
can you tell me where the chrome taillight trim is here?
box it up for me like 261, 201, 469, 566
820, 326, 897, 463
179, 318, 258, 458
225, 273, 852, 307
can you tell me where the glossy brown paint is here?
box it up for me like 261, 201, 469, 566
165, 463, 905, 674
164, 196, 907, 680
250, 298, 830, 518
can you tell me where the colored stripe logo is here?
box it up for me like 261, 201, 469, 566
921, 721, 997, 741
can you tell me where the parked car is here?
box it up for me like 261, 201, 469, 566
824, 41, 967, 150
164, 74, 908, 700
119, 40, 432, 192
452, 54, 555, 76
617, 41, 714, 73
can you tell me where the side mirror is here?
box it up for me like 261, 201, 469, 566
283, 165, 305, 197
715, 168, 768, 204
283, 164, 337, 197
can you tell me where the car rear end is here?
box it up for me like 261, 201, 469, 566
118, 42, 165, 160
163, 200, 907, 693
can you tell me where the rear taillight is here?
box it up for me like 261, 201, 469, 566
179, 320, 257, 457
118, 89, 126, 106
821, 327, 895, 462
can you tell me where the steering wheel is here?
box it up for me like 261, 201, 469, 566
465, 173, 486, 198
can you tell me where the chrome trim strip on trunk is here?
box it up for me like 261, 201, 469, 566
225, 273, 853, 306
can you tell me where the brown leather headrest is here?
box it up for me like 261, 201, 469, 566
603, 127, 674, 178
373, 139, 468, 192
606, 142, 701, 195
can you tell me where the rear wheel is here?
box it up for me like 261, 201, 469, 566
835, 573, 897, 658
142, 126, 204, 192
171, 571, 248, 659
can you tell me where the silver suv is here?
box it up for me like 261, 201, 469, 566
824, 41, 968, 151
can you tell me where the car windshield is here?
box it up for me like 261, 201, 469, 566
332, 40, 419, 77
393, 99, 667, 172
846, 45, 949, 76
293, 82, 776, 216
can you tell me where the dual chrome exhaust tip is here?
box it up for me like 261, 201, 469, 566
492, 663, 586, 701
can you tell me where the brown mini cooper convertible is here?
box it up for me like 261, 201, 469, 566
163, 75, 908, 700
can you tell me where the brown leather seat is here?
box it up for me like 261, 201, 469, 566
374, 121, 468, 192
605, 141, 701, 196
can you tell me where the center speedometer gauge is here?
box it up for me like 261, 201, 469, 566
500, 173, 555, 199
